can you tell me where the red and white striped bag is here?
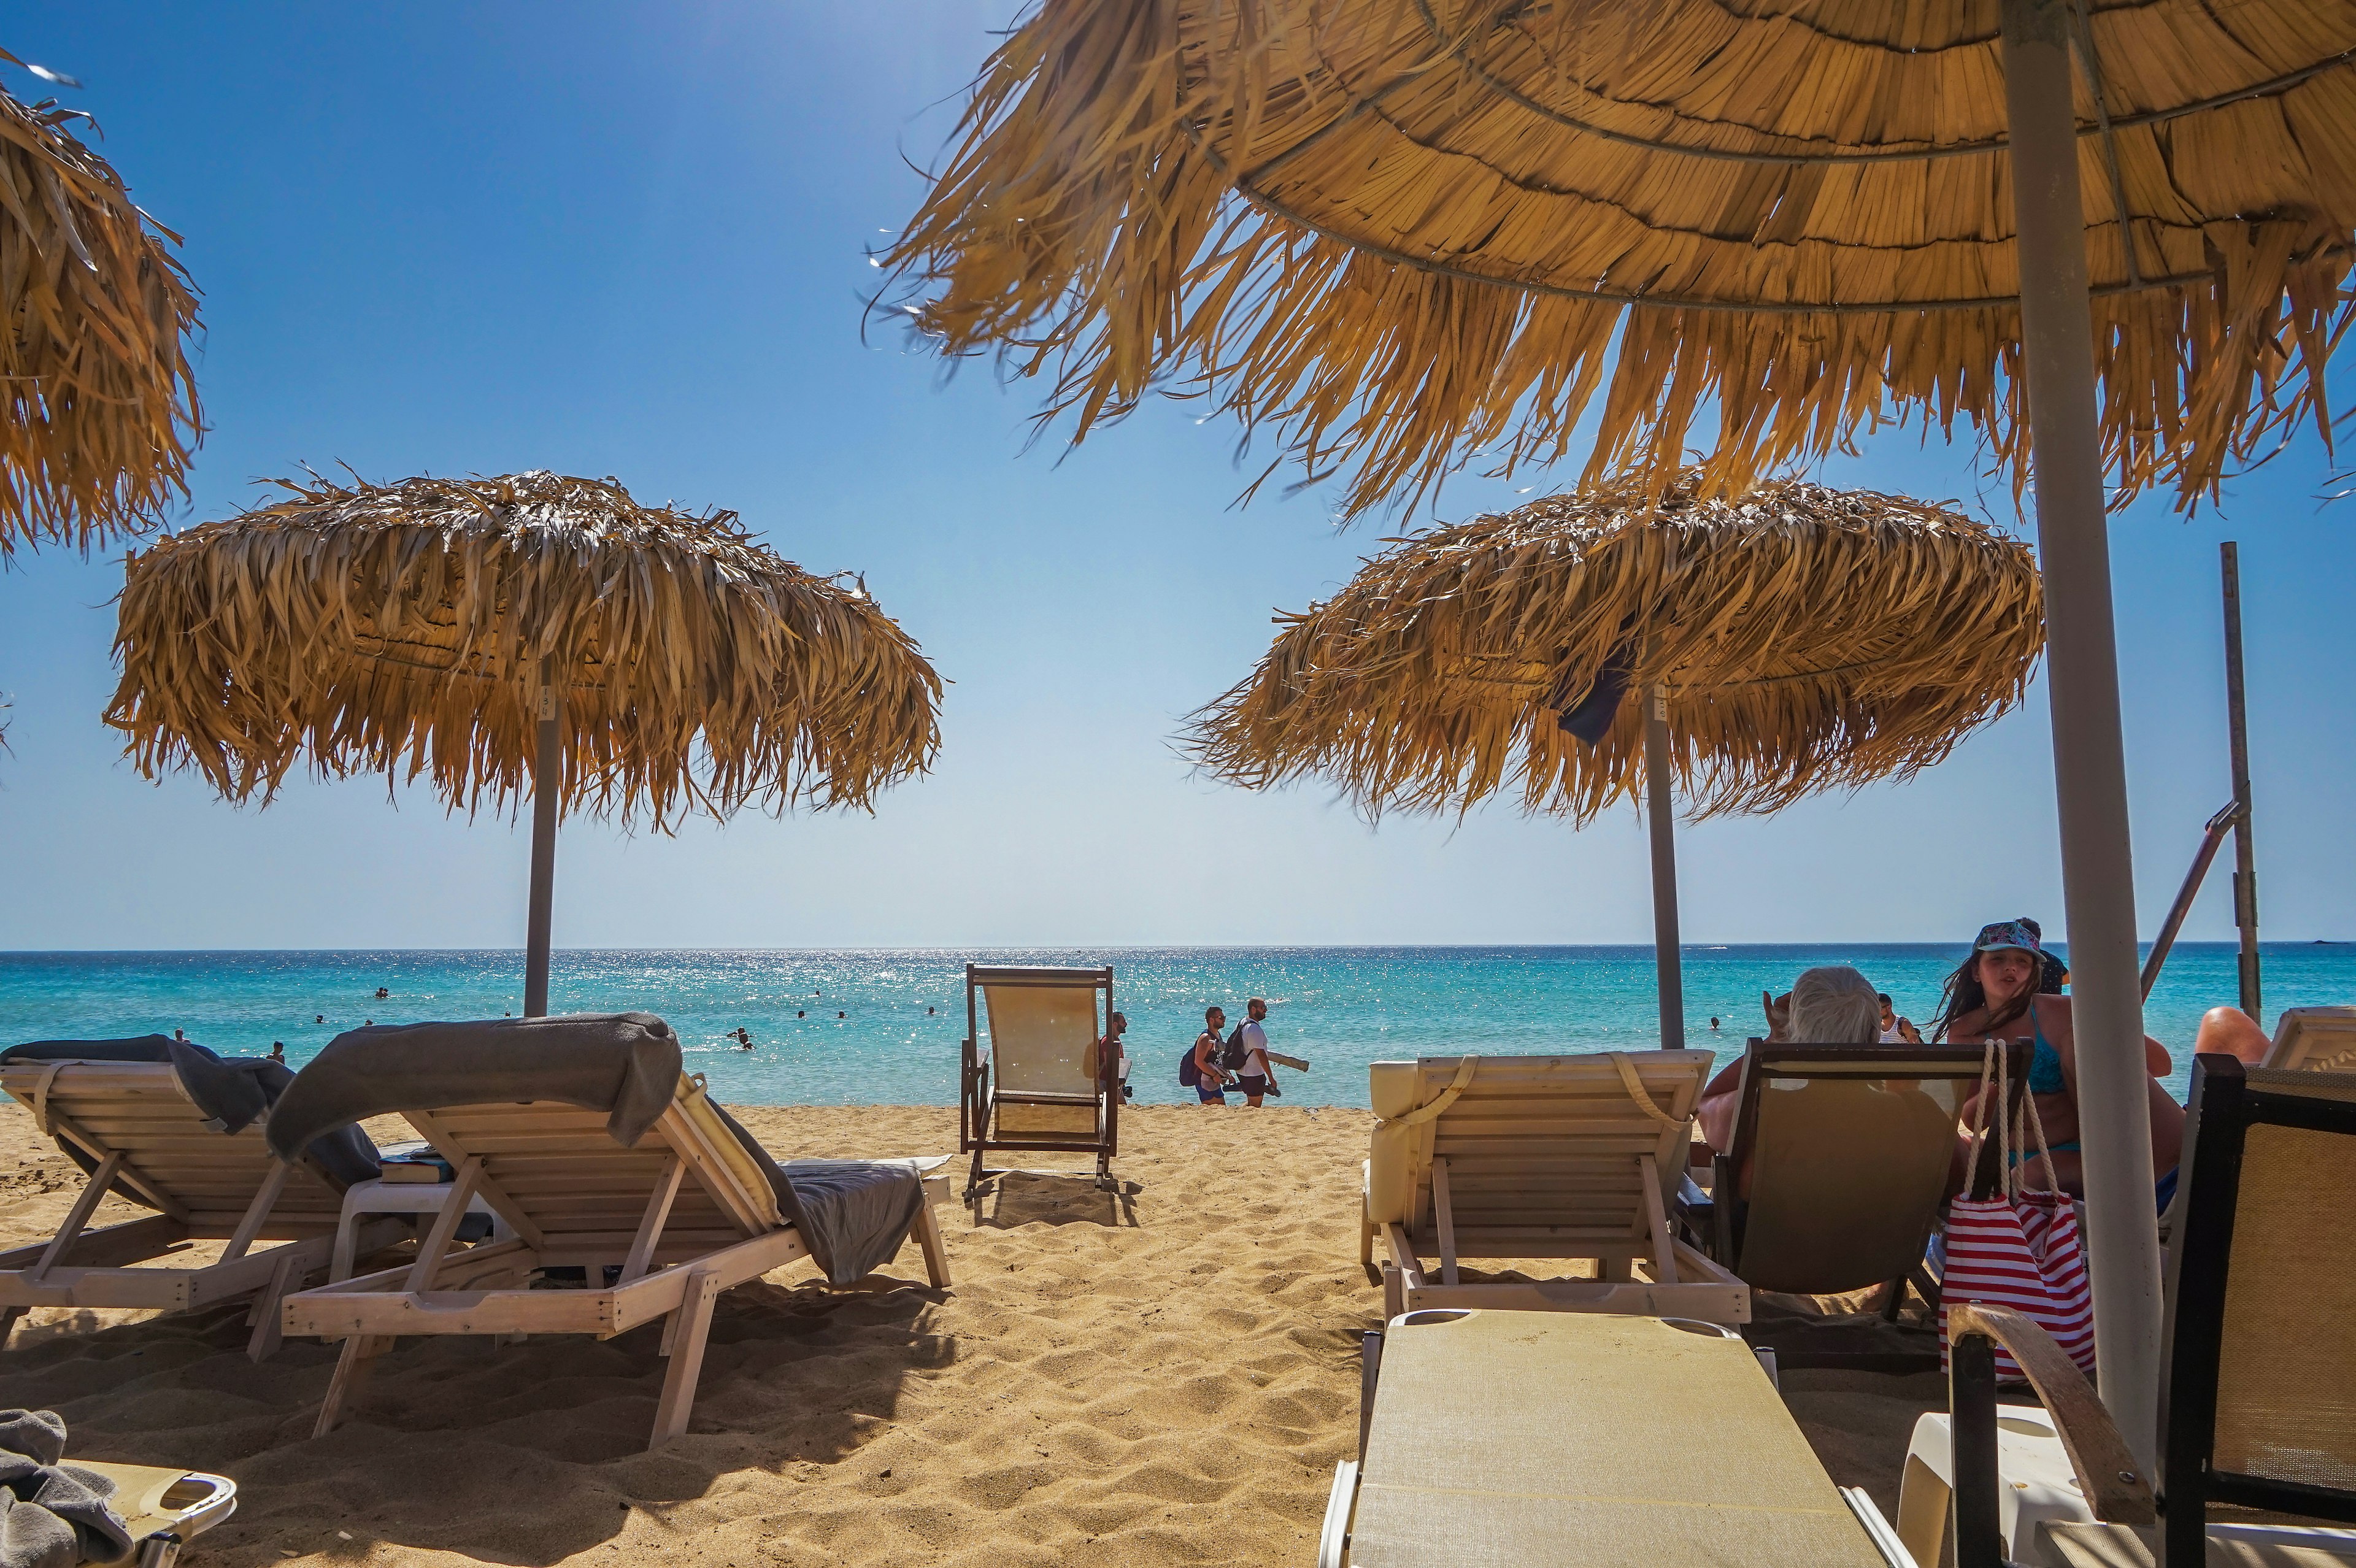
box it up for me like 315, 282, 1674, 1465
1937, 1047, 2097, 1379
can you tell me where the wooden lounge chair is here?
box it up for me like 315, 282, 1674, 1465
1678, 1040, 2029, 1320
1319, 1307, 1913, 1567
959, 964, 1122, 1196
1917, 1056, 2356, 1568
271, 1014, 951, 1450
1358, 1051, 1747, 1324
0, 1038, 386, 1359
2264, 1006, 2356, 1072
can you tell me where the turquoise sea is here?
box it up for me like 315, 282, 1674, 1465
1, 945, 2346, 1108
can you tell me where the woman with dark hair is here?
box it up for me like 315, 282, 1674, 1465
1934, 919, 2185, 1204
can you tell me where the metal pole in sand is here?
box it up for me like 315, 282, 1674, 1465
1641, 681, 1685, 1049
2220, 542, 2261, 1018
2003, 0, 2162, 1470
524, 663, 563, 1018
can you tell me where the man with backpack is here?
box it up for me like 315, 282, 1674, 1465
1228, 997, 1275, 1107
1181, 1005, 1231, 1104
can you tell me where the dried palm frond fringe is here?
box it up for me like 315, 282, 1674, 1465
0, 55, 201, 553
107, 471, 942, 826
1190, 472, 2042, 823
885, 0, 2356, 518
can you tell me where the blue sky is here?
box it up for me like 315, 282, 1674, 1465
0, 1, 2349, 951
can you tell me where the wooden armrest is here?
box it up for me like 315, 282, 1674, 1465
1946, 1303, 2156, 1526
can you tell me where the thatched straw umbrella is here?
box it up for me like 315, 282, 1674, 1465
0, 55, 201, 553
1193, 473, 2042, 1042
106, 471, 942, 1013
885, 0, 2356, 1451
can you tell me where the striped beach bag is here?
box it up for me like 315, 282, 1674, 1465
1938, 1047, 2097, 1379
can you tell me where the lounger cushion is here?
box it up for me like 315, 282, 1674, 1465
2042, 1521, 2356, 1566
2, 1036, 379, 1189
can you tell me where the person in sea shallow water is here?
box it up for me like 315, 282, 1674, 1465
269, 1042, 285, 1063
1191, 1007, 1231, 1105
1709, 1017, 1720, 1032
375, 987, 389, 999
1231, 997, 1274, 1107
1933, 918, 2185, 1204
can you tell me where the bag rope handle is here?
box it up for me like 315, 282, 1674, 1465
1388, 1056, 1479, 1126
2014, 1070, 2063, 1199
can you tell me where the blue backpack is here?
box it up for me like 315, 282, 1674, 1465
1177, 1042, 1202, 1088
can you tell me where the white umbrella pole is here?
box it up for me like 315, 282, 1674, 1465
1641, 682, 1685, 1048
2002, 0, 2163, 1470
523, 669, 563, 1018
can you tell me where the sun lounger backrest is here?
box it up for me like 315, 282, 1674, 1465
2168, 1061, 2356, 1524
1367, 1051, 1711, 1253
974, 966, 1106, 1137
1730, 1043, 1996, 1294
2263, 1007, 2356, 1072
408, 1075, 780, 1270
0, 1059, 345, 1233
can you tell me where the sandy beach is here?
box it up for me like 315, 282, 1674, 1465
1, 1101, 1942, 1567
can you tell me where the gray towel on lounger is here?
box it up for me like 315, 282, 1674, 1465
0, 1036, 379, 1189
264, 1013, 685, 1163
701, 1103, 926, 1286
0, 1410, 131, 1568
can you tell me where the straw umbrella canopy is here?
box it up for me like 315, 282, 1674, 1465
884, 0, 2354, 520
106, 470, 942, 1013
887, 0, 2356, 1455
1192, 472, 2043, 1041
0, 56, 201, 554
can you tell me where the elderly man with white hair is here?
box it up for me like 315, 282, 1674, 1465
1693, 964, 1883, 1170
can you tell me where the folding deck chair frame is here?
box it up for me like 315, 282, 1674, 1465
959, 964, 1122, 1196
0, 1056, 393, 1359
1359, 1051, 1748, 1324
282, 1074, 950, 1449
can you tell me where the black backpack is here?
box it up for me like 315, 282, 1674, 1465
1221, 1023, 1250, 1072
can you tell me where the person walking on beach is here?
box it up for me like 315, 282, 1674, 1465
1231, 997, 1274, 1107
1191, 1007, 1231, 1105
1877, 993, 1922, 1043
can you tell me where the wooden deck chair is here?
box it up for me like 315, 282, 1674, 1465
272, 1014, 951, 1450
1319, 1308, 1913, 1567
1917, 1056, 2356, 1568
1679, 1040, 2030, 1315
0, 1038, 385, 1359
959, 964, 1121, 1195
2265, 1006, 2356, 1072
1358, 1051, 1747, 1324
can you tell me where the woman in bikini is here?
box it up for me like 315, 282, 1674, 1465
1933, 919, 2185, 1204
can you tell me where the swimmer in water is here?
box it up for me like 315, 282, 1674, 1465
837, 1010, 845, 1020
375, 987, 389, 1000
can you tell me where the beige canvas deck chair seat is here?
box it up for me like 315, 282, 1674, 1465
0, 1036, 384, 1358
269, 1013, 950, 1450
2265, 1007, 2356, 1073
1358, 1051, 1747, 1324
1913, 1056, 2356, 1568
1678, 1040, 2030, 1318
960, 964, 1121, 1195
1319, 1309, 1912, 1567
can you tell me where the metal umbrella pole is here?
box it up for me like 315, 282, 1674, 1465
2002, 0, 2163, 1470
1641, 682, 1685, 1049
2221, 543, 2262, 1017
523, 664, 563, 1018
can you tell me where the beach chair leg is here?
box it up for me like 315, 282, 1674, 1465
1879, 1276, 1908, 1321
1095, 1150, 1112, 1191
1381, 1264, 1403, 1323
0, 1306, 23, 1348
912, 1194, 951, 1288
246, 1250, 301, 1363
314, 1334, 387, 1438
966, 1144, 987, 1201
650, 1267, 721, 1448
